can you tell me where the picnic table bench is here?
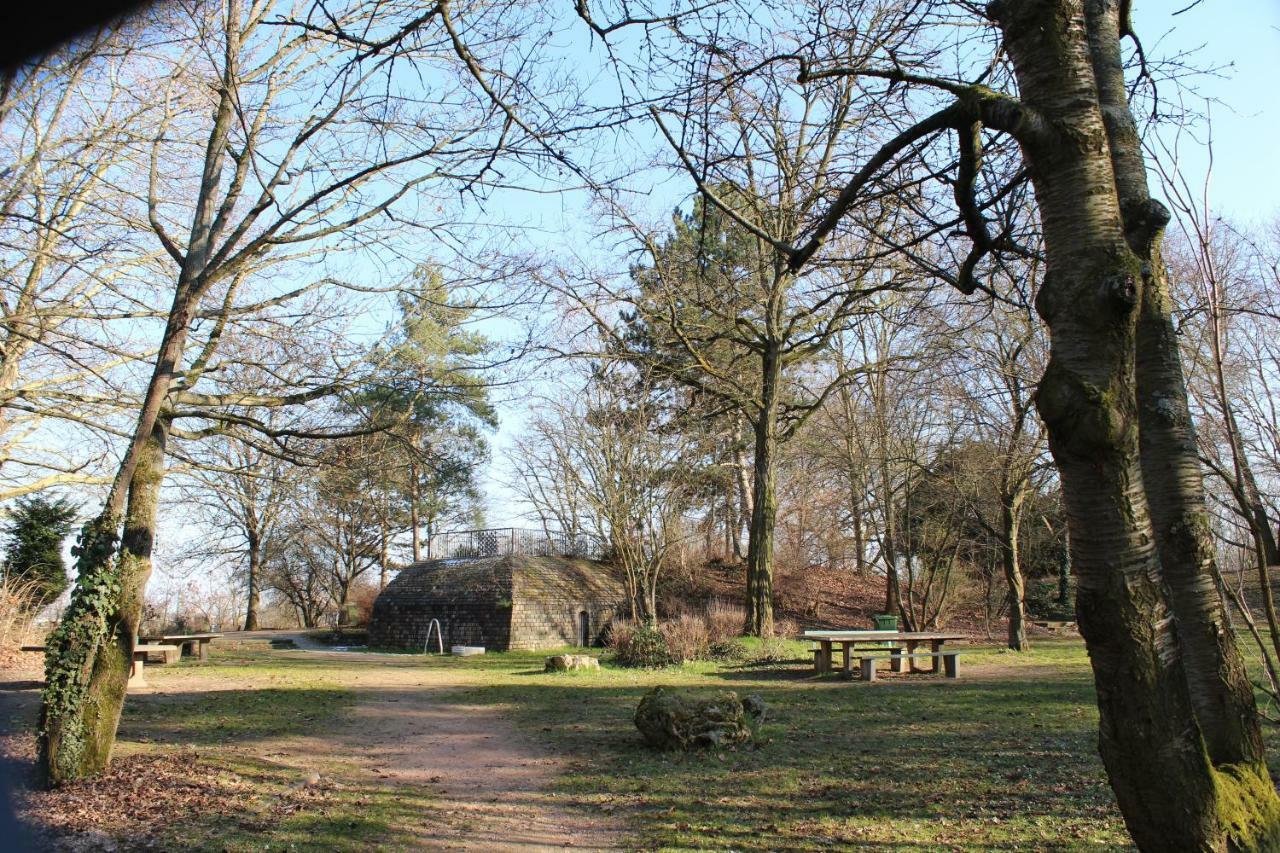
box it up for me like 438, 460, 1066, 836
18, 643, 180, 688
803, 630, 966, 678
858, 651, 960, 681
139, 632, 221, 661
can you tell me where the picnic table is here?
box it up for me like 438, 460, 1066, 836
803, 630, 966, 677
139, 632, 221, 661
19, 643, 180, 688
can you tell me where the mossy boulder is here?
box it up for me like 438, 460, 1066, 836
633, 687, 766, 750
545, 654, 600, 672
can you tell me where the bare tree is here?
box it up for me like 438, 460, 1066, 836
510, 366, 694, 625
40, 0, 559, 785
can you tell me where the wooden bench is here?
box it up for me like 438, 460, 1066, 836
140, 633, 221, 661
859, 651, 961, 681
812, 644, 906, 677
17, 644, 180, 689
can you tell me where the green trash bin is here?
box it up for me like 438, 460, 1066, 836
873, 614, 899, 631
872, 614, 898, 648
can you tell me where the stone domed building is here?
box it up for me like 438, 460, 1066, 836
368, 546, 628, 651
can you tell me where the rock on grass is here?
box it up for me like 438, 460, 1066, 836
633, 687, 766, 751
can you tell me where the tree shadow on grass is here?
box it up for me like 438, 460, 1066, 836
117, 687, 352, 746
439, 670, 1130, 850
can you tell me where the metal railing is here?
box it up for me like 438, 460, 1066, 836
426, 527, 603, 561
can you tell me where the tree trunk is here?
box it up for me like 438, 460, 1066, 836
40, 417, 169, 784
410, 462, 422, 563
744, 349, 781, 637
379, 519, 389, 591
994, 0, 1280, 845
243, 528, 260, 631
1057, 523, 1071, 609
733, 421, 752, 562
38, 18, 240, 784
1000, 497, 1026, 651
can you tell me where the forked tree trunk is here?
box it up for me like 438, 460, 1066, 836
992, 0, 1280, 846
39, 14, 237, 784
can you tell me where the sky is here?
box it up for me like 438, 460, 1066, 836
125, 0, 1280, 601
476, 0, 1280, 528
1135, 0, 1280, 225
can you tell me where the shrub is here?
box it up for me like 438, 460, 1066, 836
0, 573, 41, 667
705, 599, 745, 643
773, 616, 798, 639
708, 637, 750, 661
659, 613, 711, 664
747, 636, 792, 665
608, 620, 672, 668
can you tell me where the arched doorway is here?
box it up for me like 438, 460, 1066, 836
578, 610, 590, 647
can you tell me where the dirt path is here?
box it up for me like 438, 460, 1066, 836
218, 633, 625, 851
3, 637, 623, 851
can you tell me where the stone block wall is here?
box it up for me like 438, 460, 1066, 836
368, 557, 513, 649
368, 555, 628, 651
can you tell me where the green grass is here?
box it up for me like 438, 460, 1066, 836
97, 639, 1148, 850
431, 640, 1132, 851
109, 653, 439, 851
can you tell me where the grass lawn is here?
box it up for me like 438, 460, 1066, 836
67, 637, 1144, 851
443, 640, 1133, 851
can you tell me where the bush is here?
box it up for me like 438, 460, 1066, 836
746, 636, 792, 665
659, 613, 711, 664
705, 599, 745, 642
0, 573, 41, 666
608, 620, 672, 668
708, 637, 750, 661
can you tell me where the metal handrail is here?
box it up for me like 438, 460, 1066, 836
424, 618, 443, 655
426, 527, 603, 561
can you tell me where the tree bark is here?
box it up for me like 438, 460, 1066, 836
40, 417, 169, 783
243, 527, 260, 631
992, 0, 1280, 845
1000, 496, 1026, 651
744, 347, 781, 637
410, 461, 422, 563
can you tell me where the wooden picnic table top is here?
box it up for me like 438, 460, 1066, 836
140, 632, 222, 641
802, 630, 965, 642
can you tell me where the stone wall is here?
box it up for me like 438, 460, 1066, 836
368, 555, 627, 651
509, 555, 626, 649
368, 558, 513, 650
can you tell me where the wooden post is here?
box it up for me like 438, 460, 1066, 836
944, 652, 959, 679
890, 647, 904, 673
841, 642, 852, 676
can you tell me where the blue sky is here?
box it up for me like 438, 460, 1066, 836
478, 0, 1280, 527
1139, 0, 1280, 223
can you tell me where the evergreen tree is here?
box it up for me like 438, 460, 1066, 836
3, 496, 78, 607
